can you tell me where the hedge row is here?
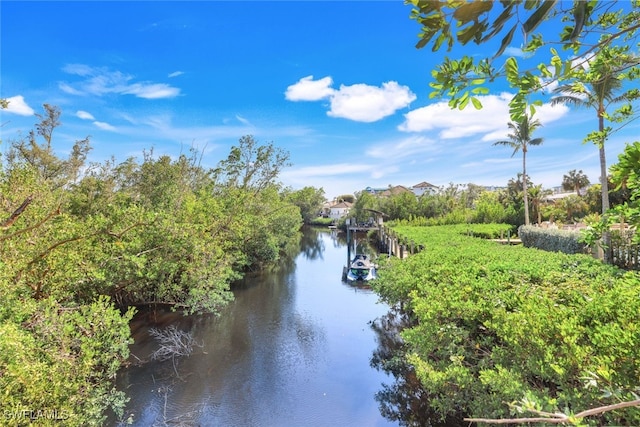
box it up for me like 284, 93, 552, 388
372, 225, 640, 425
518, 225, 588, 254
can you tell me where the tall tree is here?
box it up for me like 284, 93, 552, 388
493, 114, 544, 225
286, 186, 325, 224
7, 104, 91, 189
562, 169, 590, 195
214, 135, 291, 193
556, 194, 589, 224
551, 49, 639, 213
528, 184, 552, 225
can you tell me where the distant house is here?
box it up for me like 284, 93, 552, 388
543, 191, 579, 202
378, 185, 412, 197
410, 181, 439, 197
483, 185, 507, 192
329, 201, 352, 219
320, 201, 333, 217
364, 186, 388, 195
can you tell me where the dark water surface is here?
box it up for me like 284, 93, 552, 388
115, 228, 398, 426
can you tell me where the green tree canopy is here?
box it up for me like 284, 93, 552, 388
562, 169, 591, 195
286, 186, 325, 224
408, 0, 640, 121
493, 114, 544, 225
1, 106, 303, 423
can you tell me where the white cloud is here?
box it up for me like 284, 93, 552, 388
286, 76, 416, 123
283, 163, 373, 179
122, 83, 180, 99
60, 64, 180, 99
540, 71, 560, 94
503, 46, 527, 58
400, 93, 512, 135
235, 114, 253, 126
168, 71, 184, 78
366, 135, 439, 160
371, 165, 398, 179
482, 128, 509, 142
139, 114, 173, 130
285, 75, 334, 101
76, 110, 95, 120
532, 102, 570, 124
328, 81, 416, 122
482, 158, 516, 164
59, 82, 84, 96
113, 112, 257, 144
93, 121, 117, 131
280, 163, 382, 199
3, 95, 34, 116
400, 93, 570, 141
62, 63, 95, 76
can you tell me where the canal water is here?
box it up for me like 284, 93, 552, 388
115, 227, 398, 426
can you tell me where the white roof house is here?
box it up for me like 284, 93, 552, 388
411, 181, 439, 197
543, 191, 579, 202
329, 201, 352, 219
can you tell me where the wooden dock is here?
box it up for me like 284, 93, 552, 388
491, 238, 522, 245
347, 225, 378, 232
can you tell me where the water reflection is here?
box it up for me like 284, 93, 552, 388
115, 227, 396, 426
370, 309, 466, 427
298, 226, 325, 261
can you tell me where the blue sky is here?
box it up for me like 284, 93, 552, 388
1, 1, 638, 200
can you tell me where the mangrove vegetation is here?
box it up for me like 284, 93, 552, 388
0, 105, 320, 425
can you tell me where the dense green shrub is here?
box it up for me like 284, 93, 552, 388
307, 216, 335, 226
0, 295, 134, 426
373, 225, 639, 425
518, 225, 588, 254
392, 223, 514, 240
387, 212, 472, 227
1, 108, 303, 423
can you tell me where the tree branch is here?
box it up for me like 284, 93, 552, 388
575, 398, 640, 419
0, 204, 61, 242
0, 195, 34, 229
464, 399, 640, 425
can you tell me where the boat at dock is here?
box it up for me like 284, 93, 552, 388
345, 254, 377, 282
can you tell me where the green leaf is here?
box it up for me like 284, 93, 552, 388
551, 54, 562, 77
471, 97, 483, 110
471, 86, 489, 95
569, 0, 587, 42
416, 37, 429, 50
481, 3, 516, 43
538, 63, 553, 78
523, 1, 557, 35
495, 24, 517, 58
458, 22, 481, 45
433, 32, 448, 52
453, 1, 493, 24
505, 57, 519, 83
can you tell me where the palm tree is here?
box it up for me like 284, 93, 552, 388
551, 51, 639, 214
556, 194, 588, 224
528, 184, 552, 225
552, 51, 639, 262
493, 114, 544, 226
562, 169, 590, 195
